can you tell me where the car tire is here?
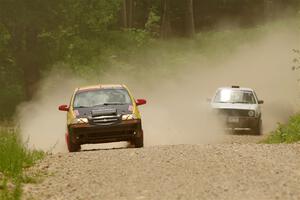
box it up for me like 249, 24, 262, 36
133, 130, 144, 148
65, 133, 81, 152
253, 118, 262, 135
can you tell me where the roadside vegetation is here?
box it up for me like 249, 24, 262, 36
264, 39, 300, 144
0, 129, 44, 200
264, 114, 300, 144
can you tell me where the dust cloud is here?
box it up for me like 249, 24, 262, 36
17, 23, 300, 152
17, 70, 86, 152
128, 28, 300, 146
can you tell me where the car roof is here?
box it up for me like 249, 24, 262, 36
217, 87, 254, 92
76, 84, 126, 92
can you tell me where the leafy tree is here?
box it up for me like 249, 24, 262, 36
0, 0, 122, 100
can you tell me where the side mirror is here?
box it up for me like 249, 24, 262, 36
258, 100, 264, 104
58, 104, 69, 111
136, 99, 147, 106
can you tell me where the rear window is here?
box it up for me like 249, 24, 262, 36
73, 88, 132, 108
213, 89, 256, 104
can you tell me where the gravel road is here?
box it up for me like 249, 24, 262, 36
23, 135, 300, 200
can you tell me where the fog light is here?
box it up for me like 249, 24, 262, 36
71, 118, 89, 124
122, 114, 137, 120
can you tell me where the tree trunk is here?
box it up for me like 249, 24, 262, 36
144, 0, 152, 29
185, 0, 195, 37
122, 0, 134, 28
13, 27, 40, 100
127, 0, 133, 28
24, 28, 40, 100
122, 0, 128, 28
161, 0, 172, 38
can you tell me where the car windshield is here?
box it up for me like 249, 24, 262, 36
213, 89, 256, 104
73, 88, 132, 108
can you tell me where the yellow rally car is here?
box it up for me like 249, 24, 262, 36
58, 84, 146, 152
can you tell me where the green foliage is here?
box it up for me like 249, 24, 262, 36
0, 81, 24, 119
0, 0, 124, 117
145, 7, 161, 37
0, 130, 44, 200
61, 17, 299, 81
0, 24, 10, 52
56, 28, 152, 79
264, 114, 300, 144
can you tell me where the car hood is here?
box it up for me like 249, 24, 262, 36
211, 103, 257, 110
73, 104, 133, 118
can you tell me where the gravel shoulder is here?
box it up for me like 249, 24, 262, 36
23, 136, 300, 200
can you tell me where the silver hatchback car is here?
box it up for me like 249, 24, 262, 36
210, 86, 264, 135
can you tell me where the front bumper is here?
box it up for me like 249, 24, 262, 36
225, 116, 259, 131
68, 119, 142, 144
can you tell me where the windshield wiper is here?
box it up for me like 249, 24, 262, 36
215, 101, 248, 104
215, 101, 228, 103
80, 103, 127, 108
74, 106, 90, 108
91, 103, 126, 107
103, 102, 126, 105
232, 101, 249, 104
93, 104, 105, 107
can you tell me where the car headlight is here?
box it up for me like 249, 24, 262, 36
248, 110, 255, 117
71, 118, 89, 124
122, 114, 137, 120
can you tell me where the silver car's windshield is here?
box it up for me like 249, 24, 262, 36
214, 89, 256, 104
73, 88, 132, 108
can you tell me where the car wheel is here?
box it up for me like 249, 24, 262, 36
65, 133, 81, 152
133, 130, 144, 148
253, 118, 262, 135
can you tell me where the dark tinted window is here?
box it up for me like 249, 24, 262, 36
73, 88, 132, 108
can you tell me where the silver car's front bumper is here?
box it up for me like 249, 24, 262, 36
225, 116, 259, 130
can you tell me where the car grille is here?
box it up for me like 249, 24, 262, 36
90, 108, 121, 125
91, 115, 121, 125
217, 109, 251, 117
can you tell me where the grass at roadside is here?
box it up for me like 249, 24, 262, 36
264, 114, 300, 144
0, 129, 44, 200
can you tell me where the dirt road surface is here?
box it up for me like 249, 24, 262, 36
23, 135, 300, 200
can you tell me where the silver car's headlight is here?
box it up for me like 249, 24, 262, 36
122, 114, 137, 120
71, 118, 89, 124
248, 110, 255, 117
